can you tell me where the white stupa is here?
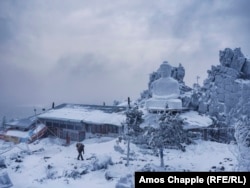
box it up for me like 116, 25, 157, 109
145, 61, 182, 111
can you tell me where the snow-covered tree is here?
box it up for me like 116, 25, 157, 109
234, 117, 250, 171
148, 113, 192, 167
122, 105, 144, 166
113, 100, 120, 106
124, 106, 143, 136
140, 89, 151, 100
227, 85, 250, 171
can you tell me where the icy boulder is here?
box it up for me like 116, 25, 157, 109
242, 58, 250, 79
91, 154, 113, 171
219, 48, 246, 72
115, 174, 134, 188
171, 63, 185, 83
0, 172, 13, 188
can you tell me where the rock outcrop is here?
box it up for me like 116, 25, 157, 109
171, 63, 185, 83
198, 48, 250, 121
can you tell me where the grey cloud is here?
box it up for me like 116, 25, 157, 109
147, 0, 250, 40
55, 53, 109, 77
0, 0, 249, 118
0, 18, 14, 44
147, 1, 201, 39
0, 62, 42, 106
42, 52, 134, 105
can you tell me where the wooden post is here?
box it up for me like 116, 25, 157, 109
126, 137, 130, 166
160, 147, 164, 167
203, 128, 208, 141
128, 97, 131, 109
66, 132, 70, 145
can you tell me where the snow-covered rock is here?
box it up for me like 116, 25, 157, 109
198, 48, 250, 120
115, 174, 134, 188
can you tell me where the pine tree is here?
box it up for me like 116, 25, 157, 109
149, 113, 191, 167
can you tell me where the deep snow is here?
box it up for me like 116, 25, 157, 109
0, 135, 238, 188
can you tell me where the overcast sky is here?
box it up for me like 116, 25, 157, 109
0, 0, 250, 114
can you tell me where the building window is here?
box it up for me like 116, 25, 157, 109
47, 122, 52, 126
115, 126, 118, 133
85, 124, 90, 132
53, 123, 59, 127
97, 125, 100, 133
75, 125, 82, 130
60, 123, 66, 129
91, 125, 96, 133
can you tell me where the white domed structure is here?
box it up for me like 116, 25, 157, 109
145, 61, 182, 111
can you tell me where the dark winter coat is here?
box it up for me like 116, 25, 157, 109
76, 143, 84, 153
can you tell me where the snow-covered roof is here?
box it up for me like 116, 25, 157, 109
179, 111, 213, 129
5, 130, 29, 138
5, 116, 37, 129
5, 123, 46, 139
38, 103, 126, 126
141, 110, 213, 129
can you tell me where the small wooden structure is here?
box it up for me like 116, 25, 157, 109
0, 124, 48, 144
4, 116, 37, 131
185, 126, 235, 143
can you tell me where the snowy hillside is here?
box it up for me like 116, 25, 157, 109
0, 134, 238, 188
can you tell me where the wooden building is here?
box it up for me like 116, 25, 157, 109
37, 103, 127, 141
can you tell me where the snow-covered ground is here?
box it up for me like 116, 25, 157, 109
0, 135, 238, 188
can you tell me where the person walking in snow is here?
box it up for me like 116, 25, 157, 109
76, 142, 84, 160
